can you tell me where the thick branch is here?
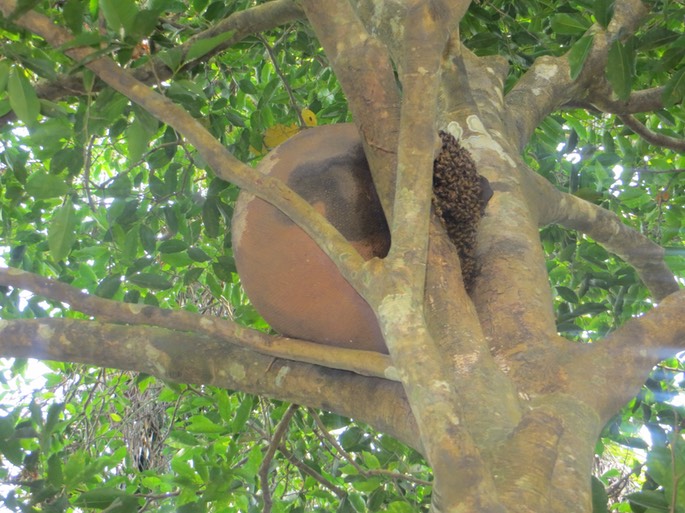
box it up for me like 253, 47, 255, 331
565, 85, 668, 114
528, 172, 679, 300
619, 114, 685, 152
0, 318, 419, 450
425, 218, 521, 450
0, 267, 395, 380
372, 4, 506, 512
0, 0, 304, 127
302, 0, 400, 221
504, 0, 648, 150
567, 289, 685, 423
0, 0, 371, 299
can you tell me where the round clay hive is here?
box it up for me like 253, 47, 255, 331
232, 124, 390, 353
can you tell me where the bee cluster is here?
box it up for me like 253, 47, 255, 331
432, 131, 493, 291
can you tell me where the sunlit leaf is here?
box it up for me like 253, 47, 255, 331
663, 68, 685, 107
8, 66, 40, 126
607, 40, 633, 100
48, 200, 77, 261
567, 35, 594, 80
186, 31, 236, 62
551, 13, 591, 35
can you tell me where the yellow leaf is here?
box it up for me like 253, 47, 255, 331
260, 110, 317, 150
301, 108, 317, 127
263, 123, 300, 148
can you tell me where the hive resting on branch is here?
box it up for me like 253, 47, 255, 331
231, 124, 492, 354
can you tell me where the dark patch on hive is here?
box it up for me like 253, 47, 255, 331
287, 146, 390, 254
432, 131, 493, 291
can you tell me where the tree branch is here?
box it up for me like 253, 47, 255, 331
504, 0, 649, 150
0, 0, 372, 301
0, 317, 420, 450
0, 267, 395, 380
368, 3, 506, 512
619, 114, 685, 152
259, 404, 299, 513
565, 85, 668, 115
301, 0, 400, 222
567, 289, 685, 424
0, 0, 304, 128
526, 171, 679, 300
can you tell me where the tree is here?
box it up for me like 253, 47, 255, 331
0, 0, 683, 511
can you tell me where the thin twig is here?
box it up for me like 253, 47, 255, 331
257, 34, 303, 126
308, 409, 433, 486
259, 404, 299, 513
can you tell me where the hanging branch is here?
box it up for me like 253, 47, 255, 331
566, 84, 667, 114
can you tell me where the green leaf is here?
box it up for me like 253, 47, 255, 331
95, 274, 122, 299
171, 457, 200, 482
186, 415, 225, 434
567, 35, 594, 80
239, 78, 258, 95
362, 451, 381, 470
663, 68, 685, 107
8, 66, 40, 126
183, 267, 204, 284
126, 117, 149, 163
231, 396, 253, 432
47, 455, 64, 487
159, 239, 188, 253
606, 40, 633, 100
385, 501, 415, 513
48, 199, 77, 261
627, 490, 669, 511
63, 0, 86, 34
168, 429, 199, 446
43, 403, 64, 437
100, 0, 137, 36
351, 477, 382, 492
187, 247, 212, 262
26, 171, 69, 199
139, 225, 157, 253
591, 476, 609, 513
106, 174, 132, 198
551, 13, 591, 35
0, 61, 10, 92
128, 272, 173, 290
74, 488, 130, 509
185, 31, 236, 62
132, 9, 160, 40
202, 198, 221, 238
593, 0, 613, 27
0, 438, 22, 466
347, 493, 366, 513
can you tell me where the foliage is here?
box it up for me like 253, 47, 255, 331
0, 0, 683, 512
